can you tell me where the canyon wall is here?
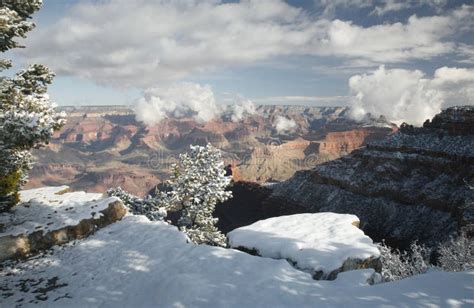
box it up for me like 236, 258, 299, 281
267, 106, 474, 247
27, 105, 394, 196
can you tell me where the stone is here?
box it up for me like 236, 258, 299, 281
227, 213, 381, 280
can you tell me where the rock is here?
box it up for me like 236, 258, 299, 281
227, 213, 381, 280
214, 181, 273, 234
0, 186, 127, 262
27, 105, 393, 195
267, 106, 474, 248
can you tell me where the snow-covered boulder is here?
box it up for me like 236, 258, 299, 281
0, 186, 126, 261
227, 213, 381, 279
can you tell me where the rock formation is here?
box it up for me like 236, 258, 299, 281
267, 106, 474, 248
27, 105, 394, 195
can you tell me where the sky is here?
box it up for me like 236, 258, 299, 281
7, 0, 474, 125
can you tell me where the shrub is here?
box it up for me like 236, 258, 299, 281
438, 233, 473, 272
377, 241, 431, 282
107, 187, 167, 221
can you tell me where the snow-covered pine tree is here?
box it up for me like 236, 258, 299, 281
161, 144, 232, 246
0, 0, 66, 211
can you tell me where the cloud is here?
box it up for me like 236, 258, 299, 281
134, 82, 258, 125
349, 65, 474, 126
274, 116, 297, 133
315, 0, 448, 16
134, 83, 221, 125
457, 44, 474, 64
251, 95, 348, 106
229, 99, 257, 122
371, 0, 447, 16
371, 0, 411, 15
315, 0, 372, 17
17, 1, 474, 88
319, 6, 473, 63
21, 0, 311, 88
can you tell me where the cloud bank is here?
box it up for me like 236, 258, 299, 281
349, 66, 474, 126
135, 83, 220, 125
134, 83, 257, 126
19, 1, 474, 88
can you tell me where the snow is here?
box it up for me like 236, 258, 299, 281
0, 186, 119, 237
227, 213, 380, 276
1, 215, 472, 307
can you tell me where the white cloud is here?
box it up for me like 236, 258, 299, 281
315, 0, 372, 17
134, 83, 258, 125
252, 95, 348, 106
371, 0, 411, 16
371, 0, 447, 16
274, 116, 297, 133
134, 83, 221, 125
22, 0, 312, 88
319, 7, 471, 63
457, 44, 474, 64
349, 66, 474, 126
315, 0, 448, 16
229, 99, 257, 122
17, 1, 474, 88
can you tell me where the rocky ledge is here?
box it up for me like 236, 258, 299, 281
0, 186, 127, 262
268, 107, 474, 248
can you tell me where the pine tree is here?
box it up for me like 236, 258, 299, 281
161, 144, 232, 246
0, 0, 66, 211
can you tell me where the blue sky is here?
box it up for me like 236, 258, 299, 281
9, 0, 474, 110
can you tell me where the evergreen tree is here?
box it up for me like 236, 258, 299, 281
161, 144, 232, 246
0, 0, 66, 211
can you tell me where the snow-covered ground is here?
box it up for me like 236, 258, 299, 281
0, 186, 119, 237
227, 213, 380, 276
1, 215, 473, 307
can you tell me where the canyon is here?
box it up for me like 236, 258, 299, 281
27, 105, 394, 196
265, 106, 474, 248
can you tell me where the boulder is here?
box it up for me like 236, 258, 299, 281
227, 213, 381, 280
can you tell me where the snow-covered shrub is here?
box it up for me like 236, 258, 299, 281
0, 0, 66, 211
438, 233, 473, 272
107, 187, 167, 221
161, 144, 232, 247
377, 241, 431, 282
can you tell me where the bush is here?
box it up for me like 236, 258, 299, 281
378, 234, 473, 283
107, 187, 167, 221
438, 233, 473, 272
377, 241, 431, 282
